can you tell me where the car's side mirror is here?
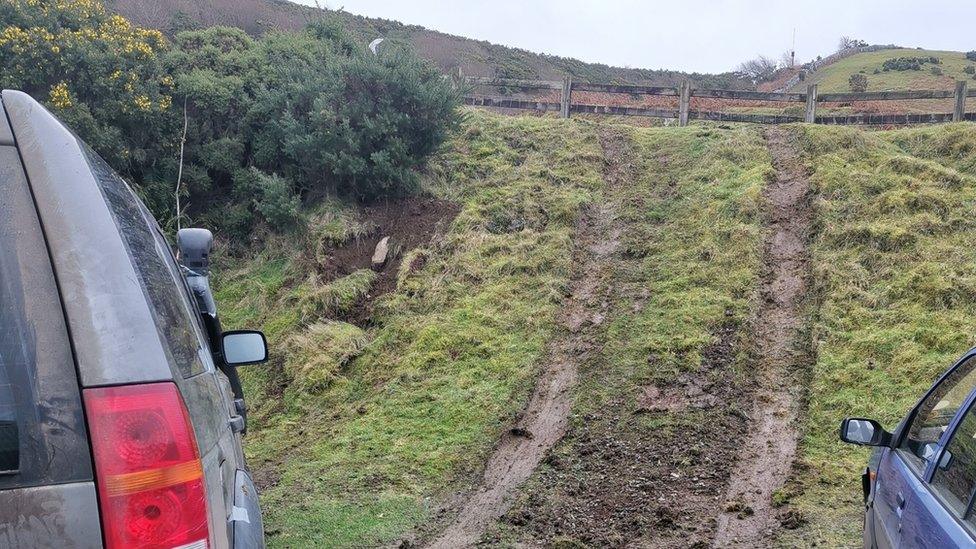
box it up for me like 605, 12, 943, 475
840, 418, 892, 447
222, 330, 268, 366
921, 443, 954, 470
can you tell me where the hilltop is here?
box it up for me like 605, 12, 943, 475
793, 47, 976, 93
106, 0, 752, 88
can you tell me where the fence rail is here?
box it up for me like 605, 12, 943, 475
462, 76, 973, 126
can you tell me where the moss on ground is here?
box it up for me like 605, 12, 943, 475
780, 122, 976, 547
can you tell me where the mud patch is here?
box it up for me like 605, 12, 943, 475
711, 127, 813, 547
314, 197, 460, 326
500, 323, 748, 548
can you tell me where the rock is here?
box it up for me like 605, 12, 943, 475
371, 236, 390, 270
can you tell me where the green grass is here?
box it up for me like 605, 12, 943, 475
217, 109, 605, 547
780, 122, 976, 547
605, 124, 769, 388
794, 49, 975, 93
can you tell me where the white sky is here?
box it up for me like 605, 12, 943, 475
290, 0, 976, 73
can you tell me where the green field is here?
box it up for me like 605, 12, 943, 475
778, 123, 976, 547
793, 48, 976, 93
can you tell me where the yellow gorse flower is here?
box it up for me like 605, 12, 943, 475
49, 81, 72, 109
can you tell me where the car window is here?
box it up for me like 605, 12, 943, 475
900, 356, 976, 474
931, 401, 976, 520
81, 144, 206, 379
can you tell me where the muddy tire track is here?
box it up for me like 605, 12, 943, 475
425, 129, 626, 549
712, 127, 812, 547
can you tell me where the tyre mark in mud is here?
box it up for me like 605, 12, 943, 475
425, 129, 625, 549
712, 127, 812, 547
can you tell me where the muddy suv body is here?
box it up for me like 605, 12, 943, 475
0, 90, 265, 548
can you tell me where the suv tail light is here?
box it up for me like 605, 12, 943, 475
84, 382, 210, 549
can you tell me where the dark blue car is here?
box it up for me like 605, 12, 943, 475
842, 350, 976, 548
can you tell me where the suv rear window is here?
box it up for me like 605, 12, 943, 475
0, 144, 92, 489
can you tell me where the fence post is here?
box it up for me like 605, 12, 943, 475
805, 84, 818, 123
560, 77, 573, 119
954, 80, 968, 122
678, 81, 691, 126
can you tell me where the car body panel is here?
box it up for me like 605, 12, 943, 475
0, 483, 102, 548
0, 110, 101, 546
0, 110, 12, 145
2, 90, 172, 387
900, 466, 975, 548
873, 450, 914, 548
863, 350, 976, 548
233, 470, 265, 548
0, 90, 263, 548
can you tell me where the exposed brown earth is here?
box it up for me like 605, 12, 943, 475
711, 127, 813, 547
317, 197, 460, 326
423, 129, 627, 549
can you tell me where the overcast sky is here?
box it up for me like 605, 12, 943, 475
290, 1, 975, 73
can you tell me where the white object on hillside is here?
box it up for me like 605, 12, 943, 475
369, 38, 385, 55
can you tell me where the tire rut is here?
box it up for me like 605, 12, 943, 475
425, 128, 626, 549
712, 127, 813, 547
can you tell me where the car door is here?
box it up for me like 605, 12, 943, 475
878, 353, 976, 548
899, 389, 976, 548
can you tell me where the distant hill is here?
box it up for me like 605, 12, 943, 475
791, 48, 974, 93
107, 0, 753, 89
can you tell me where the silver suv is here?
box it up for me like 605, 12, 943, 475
0, 90, 266, 548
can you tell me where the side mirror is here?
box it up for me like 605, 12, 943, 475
921, 443, 954, 470
222, 330, 268, 366
840, 418, 892, 447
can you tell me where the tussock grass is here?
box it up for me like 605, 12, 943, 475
283, 321, 370, 391
782, 122, 976, 547
228, 110, 604, 547
294, 269, 377, 320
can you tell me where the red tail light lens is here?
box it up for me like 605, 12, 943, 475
84, 382, 210, 549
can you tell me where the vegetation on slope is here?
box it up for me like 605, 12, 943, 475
0, 0, 460, 233
215, 110, 605, 547
494, 123, 771, 546
794, 48, 976, 93
780, 123, 976, 546
110, 0, 755, 89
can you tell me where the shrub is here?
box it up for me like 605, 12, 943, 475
964, 66, 975, 75
849, 73, 868, 93
882, 56, 940, 72
0, 0, 178, 215
967, 51, 976, 62
930, 66, 943, 76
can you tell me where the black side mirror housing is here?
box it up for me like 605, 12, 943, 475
840, 418, 893, 447
222, 330, 269, 366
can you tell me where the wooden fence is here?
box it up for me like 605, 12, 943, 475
462, 76, 976, 126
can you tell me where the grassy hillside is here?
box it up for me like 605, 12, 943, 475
216, 110, 605, 547
793, 48, 975, 93
107, 0, 752, 87
496, 123, 771, 546
779, 123, 976, 546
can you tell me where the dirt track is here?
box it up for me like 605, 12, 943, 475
425, 130, 625, 549
712, 127, 812, 547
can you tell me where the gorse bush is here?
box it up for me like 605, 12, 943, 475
0, 1, 461, 235
0, 0, 177, 214
881, 56, 941, 72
